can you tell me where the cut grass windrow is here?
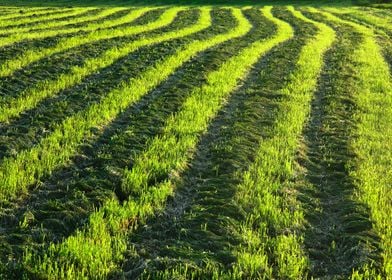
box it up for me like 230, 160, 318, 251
0, 7, 161, 77
0, 6, 209, 200
324, 7, 392, 35
311, 9, 392, 279
0, 7, 233, 267
0, 7, 95, 29
0, 7, 63, 22
131, 7, 317, 279
0, 9, 51, 21
121, 5, 292, 198
296, 8, 382, 277
0, 7, 153, 49
0, 8, 127, 36
21, 8, 258, 279
226, 6, 335, 279
0, 7, 184, 122
22, 6, 294, 279
0, 10, 214, 162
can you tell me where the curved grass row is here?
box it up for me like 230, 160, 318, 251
0, 7, 63, 22
0, 7, 153, 49
28, 6, 293, 279
121, 5, 292, 198
0, 7, 127, 36
0, 7, 183, 122
312, 9, 392, 279
225, 6, 335, 279
0, 7, 208, 201
0, 10, 202, 162
21, 8, 257, 279
325, 7, 392, 35
0, 8, 235, 276
0, 7, 95, 29
140, 6, 300, 280
0, 7, 159, 77
0, 8, 51, 20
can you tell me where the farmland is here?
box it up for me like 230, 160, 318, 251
0, 0, 391, 279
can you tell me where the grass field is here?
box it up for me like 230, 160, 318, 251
0, 0, 391, 279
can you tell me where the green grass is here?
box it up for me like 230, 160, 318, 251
314, 8, 392, 278
0, 1, 391, 279
227, 6, 335, 279
0, 8, 155, 74
0, 8, 127, 36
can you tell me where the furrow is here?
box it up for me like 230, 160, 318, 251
0, 7, 183, 123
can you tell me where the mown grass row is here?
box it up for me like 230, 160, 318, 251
0, 7, 159, 77
326, 7, 392, 67
0, 6, 233, 265
0, 9, 200, 161
0, 8, 257, 277
20, 8, 265, 279
203, 7, 334, 279
0, 8, 127, 36
0, 8, 162, 102
0, 0, 233, 243
0, 7, 183, 123
325, 7, 392, 34
0, 7, 95, 29
0, 7, 195, 197
120, 6, 290, 200
130, 7, 317, 279
22, 6, 297, 280
0, 7, 66, 22
0, 6, 211, 195
0, 7, 210, 199
0, 7, 155, 49
0, 7, 102, 29
296, 8, 382, 278
0, 8, 53, 20
0, 3, 390, 279
311, 8, 392, 279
